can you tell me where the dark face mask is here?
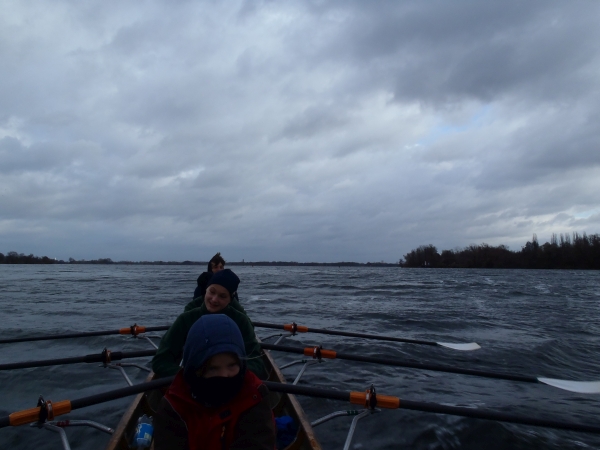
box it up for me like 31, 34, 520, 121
186, 371, 245, 407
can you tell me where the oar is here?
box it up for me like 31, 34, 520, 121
262, 343, 600, 394
0, 376, 175, 428
1, 322, 478, 350
1, 377, 599, 435
0, 324, 170, 345
3, 344, 599, 395
254, 321, 480, 351
264, 382, 600, 434
0, 348, 156, 371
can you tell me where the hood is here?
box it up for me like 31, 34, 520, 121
182, 314, 246, 378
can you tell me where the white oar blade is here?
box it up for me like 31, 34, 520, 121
537, 378, 600, 394
437, 342, 481, 351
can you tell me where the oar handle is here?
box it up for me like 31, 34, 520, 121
6, 400, 73, 427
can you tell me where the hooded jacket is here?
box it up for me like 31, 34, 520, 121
154, 315, 275, 450
154, 371, 275, 450
193, 271, 212, 299
192, 261, 219, 299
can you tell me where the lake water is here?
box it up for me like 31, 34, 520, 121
1, 265, 600, 449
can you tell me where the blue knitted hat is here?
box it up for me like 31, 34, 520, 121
206, 269, 240, 297
182, 314, 246, 377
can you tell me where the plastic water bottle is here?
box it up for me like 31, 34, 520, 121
275, 416, 297, 449
132, 414, 153, 449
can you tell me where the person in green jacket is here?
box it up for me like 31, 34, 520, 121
183, 264, 248, 315
152, 269, 268, 379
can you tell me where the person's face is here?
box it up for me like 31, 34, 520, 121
204, 284, 231, 312
197, 353, 240, 378
211, 262, 224, 274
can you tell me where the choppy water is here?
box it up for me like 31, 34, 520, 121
1, 265, 600, 449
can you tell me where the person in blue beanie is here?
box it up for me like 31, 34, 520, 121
154, 315, 276, 450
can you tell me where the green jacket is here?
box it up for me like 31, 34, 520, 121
152, 304, 267, 379
184, 295, 247, 316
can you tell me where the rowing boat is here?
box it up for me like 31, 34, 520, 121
104, 343, 321, 450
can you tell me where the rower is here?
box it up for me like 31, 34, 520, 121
153, 314, 276, 450
152, 269, 268, 379
185, 254, 244, 314
193, 252, 225, 299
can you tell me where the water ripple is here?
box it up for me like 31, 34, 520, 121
1, 266, 599, 449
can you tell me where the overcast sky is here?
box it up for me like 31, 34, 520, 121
1, 1, 599, 262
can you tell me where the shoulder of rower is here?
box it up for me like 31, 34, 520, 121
221, 305, 254, 328
177, 307, 207, 329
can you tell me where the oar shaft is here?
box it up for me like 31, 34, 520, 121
253, 321, 438, 346
0, 343, 539, 385
0, 326, 170, 345
264, 382, 600, 434
0, 350, 156, 371
307, 327, 436, 346
397, 399, 600, 434
264, 381, 350, 401
0, 330, 122, 344
69, 376, 173, 410
2, 321, 462, 349
261, 343, 538, 384
335, 351, 536, 383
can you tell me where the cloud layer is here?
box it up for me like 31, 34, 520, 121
1, 0, 599, 262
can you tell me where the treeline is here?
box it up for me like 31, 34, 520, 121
0, 253, 117, 264
0, 252, 57, 264
403, 233, 600, 269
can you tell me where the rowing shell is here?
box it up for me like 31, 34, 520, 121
104, 346, 321, 450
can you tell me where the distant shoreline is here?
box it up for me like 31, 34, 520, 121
0, 253, 399, 267
69, 260, 399, 267
3, 231, 599, 269
402, 232, 600, 270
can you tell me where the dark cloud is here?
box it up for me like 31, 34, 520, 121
309, 1, 600, 104
0, 0, 599, 261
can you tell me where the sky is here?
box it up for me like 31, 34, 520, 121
1, 1, 599, 263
